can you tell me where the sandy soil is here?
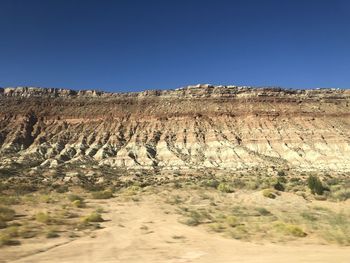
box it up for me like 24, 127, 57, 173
4, 194, 348, 263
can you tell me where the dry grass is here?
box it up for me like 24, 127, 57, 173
0, 187, 110, 249
0, 171, 349, 253
163, 181, 350, 245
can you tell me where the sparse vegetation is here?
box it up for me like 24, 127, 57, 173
0, 206, 16, 222
323, 212, 350, 245
183, 212, 201, 226
273, 222, 307, 237
262, 189, 278, 199
0, 166, 349, 262
255, 207, 272, 216
0, 233, 20, 247
124, 185, 142, 196
0, 195, 21, 205
82, 212, 104, 223
46, 228, 60, 238
332, 189, 350, 201
68, 194, 84, 202
217, 183, 234, 193
201, 179, 219, 188
307, 175, 325, 195
209, 223, 226, 232
91, 190, 113, 199
35, 212, 54, 224
229, 225, 249, 240
53, 184, 69, 193
301, 211, 318, 221
18, 225, 37, 239
225, 216, 239, 227
273, 181, 285, 191
166, 195, 183, 205
277, 170, 286, 177
181, 209, 212, 226
72, 199, 86, 208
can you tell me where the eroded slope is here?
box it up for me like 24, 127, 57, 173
0, 85, 349, 171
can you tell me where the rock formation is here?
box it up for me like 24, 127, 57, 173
1, 84, 349, 172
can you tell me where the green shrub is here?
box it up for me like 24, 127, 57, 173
208, 223, 226, 232
91, 190, 113, 199
201, 179, 220, 188
184, 217, 200, 226
8, 226, 36, 241
35, 212, 53, 224
301, 211, 318, 221
54, 185, 69, 193
72, 199, 86, 208
274, 222, 307, 237
277, 170, 286, 177
229, 225, 249, 240
274, 181, 285, 191
173, 181, 182, 189
18, 226, 37, 239
245, 180, 259, 190
81, 212, 104, 223
277, 176, 287, 183
166, 195, 182, 205
0, 206, 16, 229
217, 183, 234, 193
307, 175, 325, 195
68, 194, 84, 202
182, 210, 208, 226
0, 219, 6, 228
285, 225, 307, 237
0, 233, 20, 247
46, 229, 60, 238
3, 226, 19, 238
226, 216, 239, 227
124, 185, 141, 196
231, 178, 246, 189
95, 207, 105, 214
0, 206, 16, 222
262, 189, 277, 199
256, 207, 272, 216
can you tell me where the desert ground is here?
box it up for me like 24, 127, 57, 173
1, 171, 350, 263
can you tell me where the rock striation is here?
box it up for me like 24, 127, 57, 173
0, 84, 350, 172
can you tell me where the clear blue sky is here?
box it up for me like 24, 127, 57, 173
0, 0, 349, 92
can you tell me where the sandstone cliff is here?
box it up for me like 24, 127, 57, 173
1, 84, 349, 172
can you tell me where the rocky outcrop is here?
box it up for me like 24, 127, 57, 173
0, 84, 349, 172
